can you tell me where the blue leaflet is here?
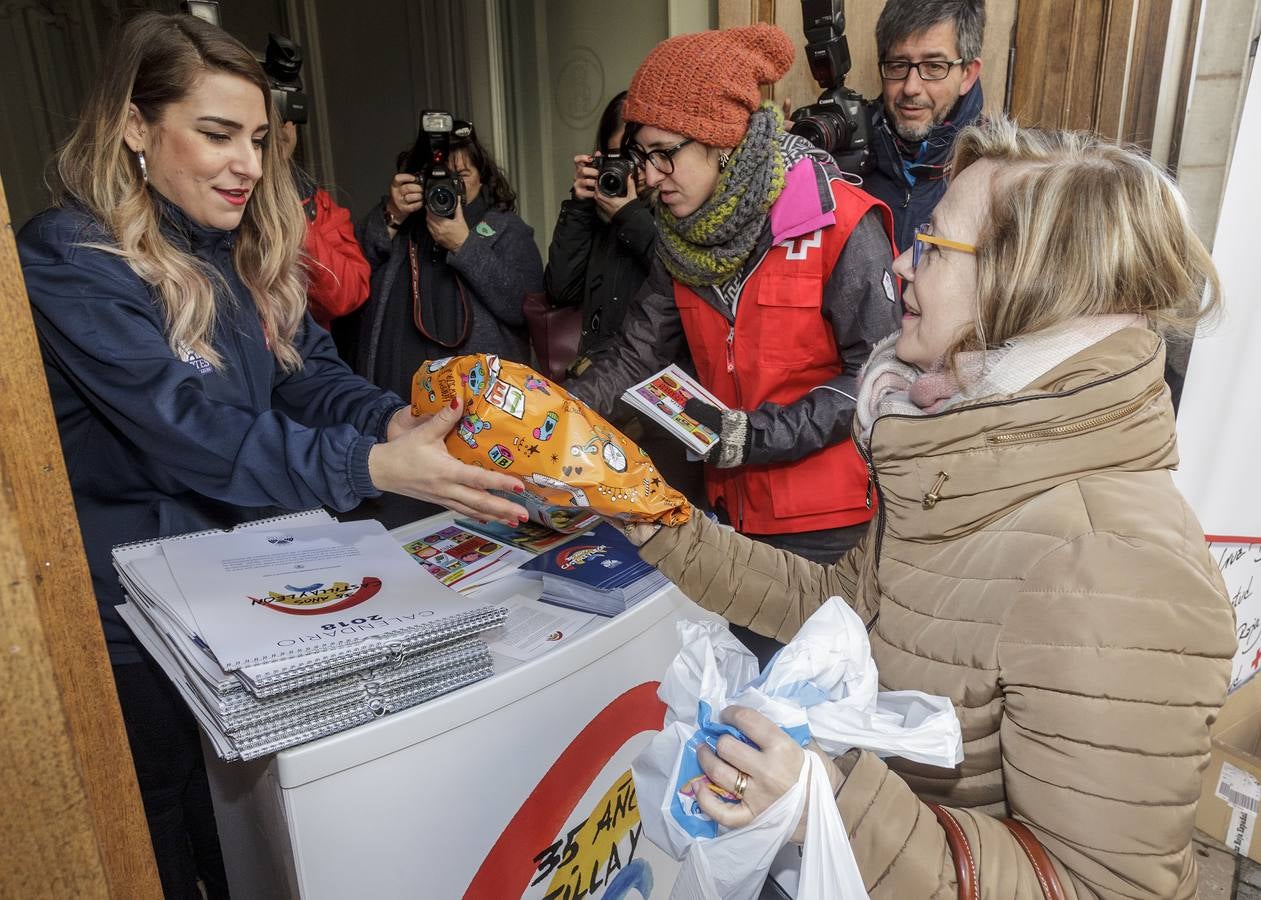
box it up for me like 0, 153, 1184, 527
520, 522, 668, 615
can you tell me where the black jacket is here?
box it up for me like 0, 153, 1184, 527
348, 193, 543, 400
19, 201, 405, 663
544, 195, 656, 359
862, 83, 985, 252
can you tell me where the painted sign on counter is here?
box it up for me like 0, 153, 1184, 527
466, 681, 670, 899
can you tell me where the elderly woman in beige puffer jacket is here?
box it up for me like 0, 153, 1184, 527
625, 118, 1236, 899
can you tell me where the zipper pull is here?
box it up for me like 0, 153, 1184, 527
865, 477, 874, 510
922, 471, 949, 510
725, 326, 735, 374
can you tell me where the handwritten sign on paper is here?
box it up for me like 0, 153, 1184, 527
1212, 540, 1261, 692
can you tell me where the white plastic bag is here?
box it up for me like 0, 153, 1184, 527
752, 600, 963, 767
667, 749, 865, 900
633, 598, 964, 900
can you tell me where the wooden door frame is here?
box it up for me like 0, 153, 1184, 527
1009, 0, 1176, 148
723, 0, 1178, 151
0, 173, 161, 897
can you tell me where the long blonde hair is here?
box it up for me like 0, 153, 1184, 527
950, 117, 1220, 356
55, 12, 307, 372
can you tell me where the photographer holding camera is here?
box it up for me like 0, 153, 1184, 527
267, 28, 372, 332
275, 120, 372, 331
785, 0, 876, 178
349, 114, 542, 402
545, 91, 655, 365
545, 91, 704, 504
343, 115, 541, 526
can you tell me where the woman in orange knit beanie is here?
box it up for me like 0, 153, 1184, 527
565, 23, 901, 662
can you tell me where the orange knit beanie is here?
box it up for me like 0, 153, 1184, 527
625, 24, 795, 148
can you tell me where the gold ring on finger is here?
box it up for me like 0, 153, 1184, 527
732, 770, 749, 801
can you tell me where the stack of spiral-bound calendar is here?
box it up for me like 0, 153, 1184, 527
112, 510, 505, 761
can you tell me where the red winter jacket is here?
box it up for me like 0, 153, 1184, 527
303, 187, 371, 330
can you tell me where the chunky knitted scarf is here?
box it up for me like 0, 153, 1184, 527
656, 103, 786, 288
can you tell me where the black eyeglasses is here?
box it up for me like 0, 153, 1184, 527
624, 138, 694, 175
879, 58, 966, 81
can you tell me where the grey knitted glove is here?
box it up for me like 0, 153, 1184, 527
684, 399, 750, 468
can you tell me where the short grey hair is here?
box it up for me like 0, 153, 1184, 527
875, 0, 986, 64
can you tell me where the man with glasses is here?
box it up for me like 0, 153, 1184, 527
865, 0, 985, 251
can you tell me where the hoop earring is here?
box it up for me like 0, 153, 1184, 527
137, 150, 149, 183
717, 152, 730, 171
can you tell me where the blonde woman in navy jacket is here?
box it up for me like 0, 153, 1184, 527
18, 14, 525, 897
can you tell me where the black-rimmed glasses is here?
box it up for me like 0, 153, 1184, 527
624, 138, 694, 175
880, 58, 966, 81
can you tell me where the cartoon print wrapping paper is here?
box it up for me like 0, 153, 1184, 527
412, 355, 691, 527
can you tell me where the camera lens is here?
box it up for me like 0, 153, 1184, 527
596, 154, 633, 198
790, 110, 851, 156
597, 169, 628, 198
427, 183, 458, 218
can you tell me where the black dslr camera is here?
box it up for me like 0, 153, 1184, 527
789, 0, 873, 175
595, 151, 636, 198
261, 33, 308, 125
404, 111, 469, 219
180, 4, 308, 126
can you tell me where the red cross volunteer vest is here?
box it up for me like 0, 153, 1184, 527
674, 179, 893, 535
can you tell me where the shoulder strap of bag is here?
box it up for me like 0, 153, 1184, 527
930, 804, 978, 900
1002, 818, 1068, 900
929, 805, 1068, 900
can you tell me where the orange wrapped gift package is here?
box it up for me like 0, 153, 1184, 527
411, 355, 691, 527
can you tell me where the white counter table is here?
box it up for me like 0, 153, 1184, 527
205, 572, 716, 900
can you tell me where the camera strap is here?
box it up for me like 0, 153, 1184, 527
407, 240, 472, 348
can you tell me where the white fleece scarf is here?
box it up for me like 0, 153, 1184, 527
855, 315, 1144, 448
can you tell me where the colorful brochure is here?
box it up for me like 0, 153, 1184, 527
621, 364, 728, 456
392, 520, 533, 592
518, 522, 670, 616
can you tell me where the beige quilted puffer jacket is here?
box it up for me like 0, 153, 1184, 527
640, 327, 1235, 898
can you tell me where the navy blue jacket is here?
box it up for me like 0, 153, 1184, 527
19, 201, 406, 663
862, 83, 985, 252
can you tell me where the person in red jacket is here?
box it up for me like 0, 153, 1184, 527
565, 24, 900, 664
566, 28, 897, 555
277, 120, 371, 330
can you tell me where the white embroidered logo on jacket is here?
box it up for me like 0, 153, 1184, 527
176, 343, 213, 376
781, 229, 823, 260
